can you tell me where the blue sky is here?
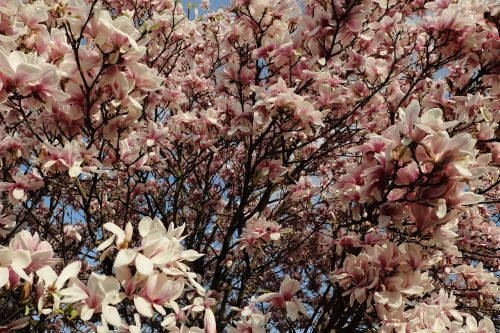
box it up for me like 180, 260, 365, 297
186, 0, 229, 10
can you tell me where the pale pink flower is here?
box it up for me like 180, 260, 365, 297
36, 261, 81, 314
258, 275, 306, 321
41, 141, 85, 178
60, 272, 122, 327
0, 174, 43, 204
9, 230, 57, 273
133, 272, 184, 317
331, 253, 379, 306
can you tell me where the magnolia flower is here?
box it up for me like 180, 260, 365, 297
142, 121, 169, 147
98, 221, 133, 251
0, 50, 67, 100
229, 299, 269, 333
398, 100, 458, 145
63, 225, 82, 243
293, 100, 325, 131
373, 271, 433, 309
287, 176, 320, 202
133, 272, 184, 317
94, 11, 145, 61
258, 275, 306, 321
60, 273, 122, 327
331, 253, 379, 306
139, 218, 203, 276
0, 246, 30, 288
97, 222, 153, 274
237, 218, 288, 252
36, 261, 81, 314
9, 230, 57, 274
255, 159, 288, 183
0, 174, 43, 204
115, 266, 142, 299
416, 131, 476, 179
41, 141, 85, 178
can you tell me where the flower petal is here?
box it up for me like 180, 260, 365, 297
134, 296, 153, 317
114, 249, 136, 268
135, 253, 153, 275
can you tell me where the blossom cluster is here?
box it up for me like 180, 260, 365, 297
0, 217, 213, 332
0, 0, 498, 331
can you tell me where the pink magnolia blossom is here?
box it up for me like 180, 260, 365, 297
258, 275, 306, 321
60, 272, 122, 327
0, 174, 43, 204
133, 273, 184, 317
36, 261, 81, 314
0, 0, 498, 331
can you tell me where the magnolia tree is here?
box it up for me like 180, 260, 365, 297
0, 0, 498, 332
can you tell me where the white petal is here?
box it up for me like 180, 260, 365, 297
68, 164, 82, 178
102, 305, 122, 327
60, 285, 88, 303
153, 303, 166, 315
459, 192, 484, 205
454, 163, 472, 177
80, 304, 94, 321
0, 267, 9, 287
134, 296, 153, 317
11, 249, 31, 269
36, 266, 58, 285
436, 199, 447, 219
103, 223, 125, 238
421, 108, 442, 123
135, 253, 153, 275
180, 250, 203, 261
56, 261, 81, 290
138, 217, 153, 237
114, 249, 136, 268
12, 188, 25, 200
97, 235, 115, 252
204, 308, 216, 333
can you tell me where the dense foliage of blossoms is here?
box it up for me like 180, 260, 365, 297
0, 0, 498, 332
